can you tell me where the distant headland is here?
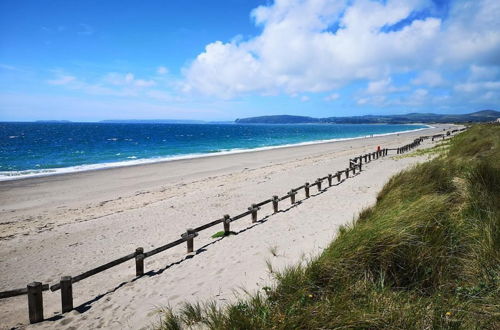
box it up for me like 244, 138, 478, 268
235, 110, 499, 124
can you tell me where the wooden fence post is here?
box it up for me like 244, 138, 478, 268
249, 204, 259, 223
328, 174, 333, 186
272, 196, 279, 213
316, 179, 322, 191
359, 162, 362, 171
337, 171, 341, 182
352, 166, 356, 174
186, 228, 195, 253
305, 182, 310, 198
345, 168, 350, 178
60, 276, 73, 313
223, 214, 231, 234
135, 247, 144, 276
27, 282, 43, 324
289, 190, 296, 204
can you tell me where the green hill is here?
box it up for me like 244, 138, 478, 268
235, 110, 500, 124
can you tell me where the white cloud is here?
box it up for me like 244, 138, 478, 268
357, 95, 387, 106
366, 78, 403, 94
411, 70, 445, 87
454, 64, 500, 96
47, 75, 76, 85
467, 64, 500, 83
455, 81, 500, 93
300, 95, 310, 102
181, 0, 500, 98
46, 71, 159, 98
103, 73, 155, 87
157, 66, 168, 75
324, 93, 340, 101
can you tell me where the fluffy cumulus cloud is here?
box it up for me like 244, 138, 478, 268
182, 0, 500, 102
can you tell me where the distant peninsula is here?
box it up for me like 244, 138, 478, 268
235, 110, 500, 124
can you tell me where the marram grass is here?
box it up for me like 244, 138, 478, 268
156, 124, 500, 329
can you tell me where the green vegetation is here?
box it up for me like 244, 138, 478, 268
394, 139, 451, 159
158, 124, 500, 329
211, 230, 237, 239
235, 110, 500, 124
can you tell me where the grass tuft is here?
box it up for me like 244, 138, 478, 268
211, 230, 237, 239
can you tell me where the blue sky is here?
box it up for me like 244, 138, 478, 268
0, 0, 499, 121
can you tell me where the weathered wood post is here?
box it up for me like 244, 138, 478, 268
249, 204, 259, 223
135, 247, 144, 276
345, 168, 350, 178
186, 228, 195, 253
60, 276, 73, 313
272, 196, 279, 213
337, 171, 341, 182
368, 153, 372, 161
304, 182, 310, 198
328, 174, 333, 186
316, 178, 322, 191
289, 190, 296, 204
359, 162, 362, 171
27, 282, 43, 324
223, 214, 231, 234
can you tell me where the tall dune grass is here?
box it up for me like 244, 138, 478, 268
157, 124, 500, 329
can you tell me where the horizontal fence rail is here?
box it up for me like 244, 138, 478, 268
0, 127, 467, 324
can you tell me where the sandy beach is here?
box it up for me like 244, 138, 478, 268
0, 124, 457, 329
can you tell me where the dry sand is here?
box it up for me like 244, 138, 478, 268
0, 124, 457, 329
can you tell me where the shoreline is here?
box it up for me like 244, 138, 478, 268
0, 124, 432, 182
0, 123, 456, 329
0, 124, 455, 329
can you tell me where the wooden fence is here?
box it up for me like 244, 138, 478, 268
0, 128, 465, 324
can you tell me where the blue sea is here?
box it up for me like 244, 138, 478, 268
0, 122, 429, 180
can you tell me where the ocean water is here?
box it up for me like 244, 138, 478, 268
0, 122, 429, 180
